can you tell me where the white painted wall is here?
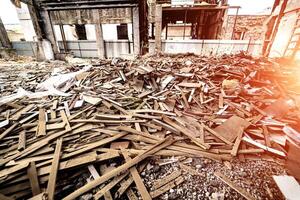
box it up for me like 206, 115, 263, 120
102, 24, 118, 40
54, 25, 77, 41
85, 24, 96, 40
15, 2, 36, 41
0, 0, 20, 24
63, 25, 77, 40
53, 25, 62, 41
102, 24, 133, 41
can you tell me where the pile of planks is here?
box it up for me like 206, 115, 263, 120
0, 53, 300, 199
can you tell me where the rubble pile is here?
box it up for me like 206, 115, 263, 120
0, 53, 300, 200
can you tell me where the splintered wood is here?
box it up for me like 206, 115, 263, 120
0, 54, 298, 199
150, 171, 184, 198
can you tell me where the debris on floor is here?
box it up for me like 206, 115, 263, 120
0, 53, 300, 199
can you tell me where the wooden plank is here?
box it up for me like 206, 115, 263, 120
60, 110, 71, 131
52, 100, 58, 109
117, 126, 160, 141
36, 108, 46, 137
110, 141, 130, 149
181, 90, 190, 109
178, 82, 203, 88
263, 125, 271, 147
28, 193, 47, 200
97, 114, 132, 119
99, 164, 113, 200
63, 101, 71, 117
130, 109, 176, 116
122, 150, 152, 200
17, 131, 26, 151
0, 123, 18, 140
63, 132, 128, 159
0, 119, 9, 129
213, 115, 250, 143
127, 188, 138, 200
219, 93, 224, 108
152, 119, 180, 134
150, 176, 184, 198
11, 104, 35, 121
273, 175, 300, 200
19, 112, 38, 124
115, 176, 134, 198
94, 172, 128, 200
6, 154, 53, 167
202, 124, 233, 145
5, 152, 100, 185
88, 164, 100, 179
27, 161, 41, 196
50, 109, 56, 119
179, 163, 199, 176
0, 162, 29, 178
0, 193, 14, 200
231, 128, 243, 156
214, 171, 255, 200
46, 138, 63, 200
152, 170, 181, 189
162, 116, 210, 149
242, 136, 285, 157
71, 119, 146, 124
114, 161, 147, 198
63, 137, 173, 200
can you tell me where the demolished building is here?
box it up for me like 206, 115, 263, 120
1, 0, 300, 200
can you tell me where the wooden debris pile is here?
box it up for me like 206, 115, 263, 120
0, 53, 300, 199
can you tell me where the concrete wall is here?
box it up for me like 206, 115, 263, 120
149, 39, 262, 56
223, 15, 269, 40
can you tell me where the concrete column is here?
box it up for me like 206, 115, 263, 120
0, 17, 12, 48
132, 7, 140, 55
27, 0, 46, 60
93, 9, 105, 59
155, 4, 162, 52
95, 23, 105, 59
139, 0, 149, 54
40, 10, 59, 55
